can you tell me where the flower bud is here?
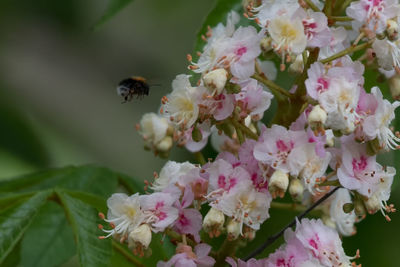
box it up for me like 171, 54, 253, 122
156, 136, 173, 152
386, 19, 398, 40
202, 68, 228, 94
227, 219, 241, 240
308, 105, 327, 126
269, 170, 289, 198
389, 75, 400, 100
288, 54, 304, 73
288, 178, 304, 202
364, 195, 380, 214
191, 125, 203, 142
128, 224, 152, 255
203, 208, 225, 238
342, 203, 355, 214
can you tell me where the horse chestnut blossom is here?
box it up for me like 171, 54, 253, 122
102, 0, 400, 265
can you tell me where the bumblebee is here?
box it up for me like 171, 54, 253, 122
117, 76, 149, 102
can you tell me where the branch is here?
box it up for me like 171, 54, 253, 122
252, 73, 293, 99
243, 186, 340, 261
320, 41, 372, 64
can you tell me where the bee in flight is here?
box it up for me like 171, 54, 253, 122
117, 76, 149, 102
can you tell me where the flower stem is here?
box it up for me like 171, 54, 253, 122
304, 0, 321, 12
215, 238, 242, 265
329, 16, 353, 21
252, 73, 293, 99
340, 0, 354, 13
229, 118, 259, 140
320, 41, 372, 64
243, 186, 340, 260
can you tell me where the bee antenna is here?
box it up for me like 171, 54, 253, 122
150, 83, 162, 87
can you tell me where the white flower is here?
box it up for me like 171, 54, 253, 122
253, 0, 299, 26
329, 188, 356, 236
104, 193, 144, 239
269, 15, 307, 55
150, 161, 197, 191
163, 74, 199, 130
364, 166, 395, 218
213, 182, 271, 232
193, 11, 239, 74
288, 143, 331, 193
373, 38, 400, 72
346, 0, 400, 34
363, 87, 400, 149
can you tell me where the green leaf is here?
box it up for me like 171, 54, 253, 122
20, 202, 76, 267
0, 191, 50, 264
65, 190, 108, 214
0, 165, 119, 197
94, 0, 135, 30
57, 190, 112, 267
193, 0, 243, 61
0, 192, 36, 210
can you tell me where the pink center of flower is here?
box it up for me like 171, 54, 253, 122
309, 238, 319, 250
154, 201, 167, 220
179, 213, 190, 226
232, 162, 241, 168
218, 175, 226, 188
303, 19, 318, 39
235, 46, 247, 57
317, 77, 329, 93
276, 140, 290, 152
352, 156, 368, 173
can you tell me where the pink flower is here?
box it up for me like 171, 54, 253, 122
235, 78, 274, 120
346, 0, 400, 34
253, 125, 308, 173
140, 192, 179, 232
293, 8, 331, 48
173, 186, 203, 242
229, 27, 263, 79
265, 238, 309, 267
361, 87, 400, 149
291, 218, 352, 266
197, 87, 235, 121
157, 243, 215, 267
336, 136, 385, 197
206, 159, 252, 195
226, 257, 266, 267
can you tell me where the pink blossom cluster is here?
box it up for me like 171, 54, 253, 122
106, 0, 400, 265
227, 218, 358, 267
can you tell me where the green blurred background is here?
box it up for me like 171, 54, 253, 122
0, 0, 399, 266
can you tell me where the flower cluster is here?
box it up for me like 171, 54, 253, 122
104, 0, 400, 265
